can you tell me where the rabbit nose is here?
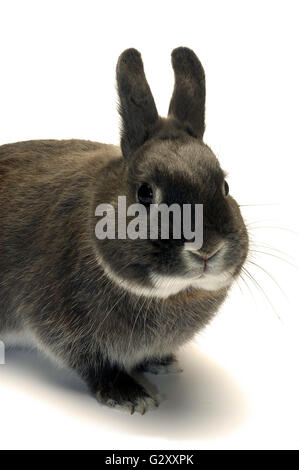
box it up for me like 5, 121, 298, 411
193, 241, 225, 262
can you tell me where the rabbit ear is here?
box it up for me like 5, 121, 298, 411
116, 49, 159, 158
168, 47, 206, 139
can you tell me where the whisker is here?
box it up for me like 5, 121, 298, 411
239, 203, 287, 207
238, 271, 255, 305
241, 265, 282, 321
249, 248, 299, 271
250, 241, 293, 259
248, 225, 299, 237
239, 268, 259, 309
247, 258, 289, 301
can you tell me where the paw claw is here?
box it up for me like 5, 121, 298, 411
95, 375, 159, 415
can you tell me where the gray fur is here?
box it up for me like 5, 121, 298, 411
0, 48, 248, 413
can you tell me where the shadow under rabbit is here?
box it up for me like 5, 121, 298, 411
1, 343, 248, 441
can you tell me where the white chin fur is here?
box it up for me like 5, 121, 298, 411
150, 271, 233, 297
97, 254, 232, 299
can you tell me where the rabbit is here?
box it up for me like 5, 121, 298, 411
0, 47, 248, 414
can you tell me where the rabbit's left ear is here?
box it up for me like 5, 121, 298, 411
117, 49, 159, 159
168, 47, 206, 139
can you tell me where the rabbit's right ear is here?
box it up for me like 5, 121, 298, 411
117, 49, 159, 159
168, 47, 206, 139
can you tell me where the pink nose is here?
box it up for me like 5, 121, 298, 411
195, 241, 225, 263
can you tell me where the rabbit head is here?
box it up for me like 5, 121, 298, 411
95, 47, 248, 298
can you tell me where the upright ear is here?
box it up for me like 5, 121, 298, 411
168, 47, 206, 139
116, 48, 159, 159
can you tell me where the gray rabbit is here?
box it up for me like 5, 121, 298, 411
0, 48, 248, 413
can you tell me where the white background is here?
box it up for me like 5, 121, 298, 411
0, 0, 299, 450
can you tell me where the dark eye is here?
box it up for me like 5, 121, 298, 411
223, 180, 229, 197
138, 183, 153, 207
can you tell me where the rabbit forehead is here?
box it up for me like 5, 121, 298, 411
131, 139, 223, 190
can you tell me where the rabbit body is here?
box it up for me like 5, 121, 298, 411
0, 48, 248, 413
